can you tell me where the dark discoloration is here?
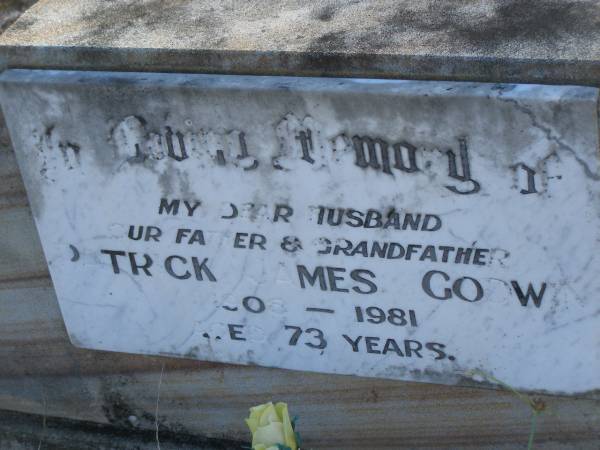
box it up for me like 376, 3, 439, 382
71, 0, 167, 46
0, 408, 245, 449
307, 0, 600, 55
44, 125, 54, 139
100, 388, 138, 429
99, 378, 231, 442
308, 30, 347, 52
456, 1, 598, 49
0, 0, 37, 33
66, 142, 80, 153
1, 11, 34, 34
313, 4, 337, 22
386, 0, 600, 52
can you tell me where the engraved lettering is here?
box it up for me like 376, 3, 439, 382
511, 281, 547, 308
445, 138, 480, 194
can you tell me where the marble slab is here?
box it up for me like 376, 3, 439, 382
1, 69, 599, 395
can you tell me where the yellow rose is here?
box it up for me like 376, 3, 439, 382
246, 402, 297, 450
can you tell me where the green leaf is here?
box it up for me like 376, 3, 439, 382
295, 431, 302, 447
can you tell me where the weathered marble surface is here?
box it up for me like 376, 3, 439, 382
1, 0, 600, 85
0, 69, 599, 395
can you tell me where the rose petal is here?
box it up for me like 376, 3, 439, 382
275, 402, 297, 450
247, 403, 271, 433
252, 421, 286, 448
245, 417, 258, 434
259, 402, 279, 427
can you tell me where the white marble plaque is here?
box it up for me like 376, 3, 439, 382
1, 70, 599, 395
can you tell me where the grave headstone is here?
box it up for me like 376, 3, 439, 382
1, 0, 599, 397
